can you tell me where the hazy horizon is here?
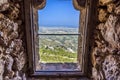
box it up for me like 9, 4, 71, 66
39, 25, 79, 28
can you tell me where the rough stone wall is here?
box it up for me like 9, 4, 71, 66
0, 0, 26, 80
92, 0, 120, 80
0, 0, 120, 80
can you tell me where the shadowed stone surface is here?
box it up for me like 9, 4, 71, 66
92, 0, 120, 80
0, 0, 26, 80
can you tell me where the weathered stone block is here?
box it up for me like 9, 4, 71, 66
0, 59, 5, 80
98, 9, 108, 22
0, 0, 8, 6
99, 0, 113, 6
103, 55, 120, 80
107, 3, 115, 13
115, 5, 120, 15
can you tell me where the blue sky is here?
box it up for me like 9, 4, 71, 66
38, 0, 80, 27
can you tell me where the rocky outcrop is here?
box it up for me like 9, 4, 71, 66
0, 0, 26, 80
92, 0, 120, 80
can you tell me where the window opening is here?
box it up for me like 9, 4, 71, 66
37, 0, 81, 71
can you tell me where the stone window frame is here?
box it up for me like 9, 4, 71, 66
24, 0, 94, 77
